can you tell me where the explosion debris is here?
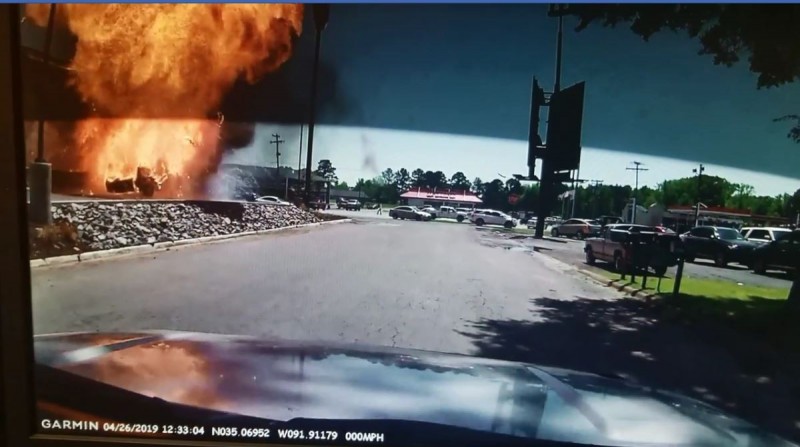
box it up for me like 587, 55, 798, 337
24, 4, 305, 198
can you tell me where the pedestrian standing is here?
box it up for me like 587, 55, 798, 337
377, 204, 383, 215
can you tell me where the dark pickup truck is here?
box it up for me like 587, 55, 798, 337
584, 224, 680, 276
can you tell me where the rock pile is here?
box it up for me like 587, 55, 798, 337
50, 201, 323, 252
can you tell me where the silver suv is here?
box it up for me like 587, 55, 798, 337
740, 227, 792, 245
470, 210, 517, 229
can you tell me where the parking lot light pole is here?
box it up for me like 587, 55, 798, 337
692, 164, 705, 226
29, 3, 57, 225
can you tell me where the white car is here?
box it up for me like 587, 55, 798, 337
740, 227, 793, 245
255, 196, 292, 206
419, 206, 438, 217
470, 209, 517, 229
436, 206, 469, 222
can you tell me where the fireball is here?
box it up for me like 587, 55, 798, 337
25, 4, 304, 197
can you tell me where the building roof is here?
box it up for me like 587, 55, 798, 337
400, 187, 483, 204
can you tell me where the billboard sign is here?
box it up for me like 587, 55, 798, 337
545, 81, 585, 172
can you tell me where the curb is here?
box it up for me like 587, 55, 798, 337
30, 218, 352, 268
577, 269, 660, 300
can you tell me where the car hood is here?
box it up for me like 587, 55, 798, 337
725, 239, 760, 249
34, 331, 796, 447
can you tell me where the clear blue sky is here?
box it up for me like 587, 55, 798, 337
221, 4, 799, 196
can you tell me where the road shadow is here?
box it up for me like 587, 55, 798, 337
458, 294, 800, 442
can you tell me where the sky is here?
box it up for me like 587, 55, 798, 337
224, 124, 799, 196
219, 4, 800, 197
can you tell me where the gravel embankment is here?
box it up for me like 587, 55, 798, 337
31, 201, 326, 258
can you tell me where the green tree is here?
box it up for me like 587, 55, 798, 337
563, 5, 800, 89
788, 188, 800, 219
449, 171, 472, 191
314, 159, 338, 184
422, 170, 448, 189
393, 168, 411, 192
380, 168, 394, 185
411, 168, 425, 187
505, 178, 523, 195
481, 179, 507, 210
472, 177, 485, 196
728, 183, 755, 209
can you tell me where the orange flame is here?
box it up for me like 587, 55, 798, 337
25, 4, 304, 196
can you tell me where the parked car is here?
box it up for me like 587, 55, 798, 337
305, 198, 327, 210
470, 210, 517, 229
255, 196, 291, 206
596, 215, 624, 228
419, 206, 438, 218
343, 199, 362, 211
654, 226, 676, 234
740, 226, 793, 245
584, 224, 679, 276
749, 229, 800, 274
388, 206, 432, 221
551, 218, 602, 239
336, 197, 348, 209
679, 226, 760, 267
436, 206, 469, 222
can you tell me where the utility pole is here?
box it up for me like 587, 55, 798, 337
692, 163, 705, 227
270, 133, 284, 176
570, 166, 580, 218
626, 161, 648, 224
270, 133, 286, 199
297, 125, 304, 181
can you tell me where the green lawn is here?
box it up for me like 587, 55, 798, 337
598, 270, 789, 300
596, 269, 797, 349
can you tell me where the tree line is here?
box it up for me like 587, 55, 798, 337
318, 161, 800, 220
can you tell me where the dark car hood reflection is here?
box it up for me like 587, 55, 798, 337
34, 331, 796, 447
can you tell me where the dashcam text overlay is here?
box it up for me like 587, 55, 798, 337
39, 419, 385, 444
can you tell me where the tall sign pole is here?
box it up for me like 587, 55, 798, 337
304, 5, 330, 205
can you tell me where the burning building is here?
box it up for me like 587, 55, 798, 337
21, 4, 305, 198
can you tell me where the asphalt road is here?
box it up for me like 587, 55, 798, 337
31, 217, 616, 351
29, 214, 800, 441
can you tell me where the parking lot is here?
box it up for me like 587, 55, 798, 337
477, 228, 793, 289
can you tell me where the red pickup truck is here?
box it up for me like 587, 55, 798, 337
584, 224, 679, 276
